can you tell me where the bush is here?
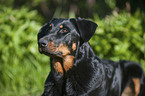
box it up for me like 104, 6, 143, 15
0, 6, 50, 96
90, 11, 145, 72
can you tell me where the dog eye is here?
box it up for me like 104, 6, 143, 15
48, 24, 52, 30
46, 24, 52, 32
63, 28, 68, 32
59, 28, 68, 33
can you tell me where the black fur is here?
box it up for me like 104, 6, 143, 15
38, 18, 144, 96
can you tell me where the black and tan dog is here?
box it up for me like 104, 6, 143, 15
38, 18, 144, 96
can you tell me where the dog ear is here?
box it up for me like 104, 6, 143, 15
70, 18, 98, 42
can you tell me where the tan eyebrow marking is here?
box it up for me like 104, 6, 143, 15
49, 24, 52, 27
59, 25, 63, 28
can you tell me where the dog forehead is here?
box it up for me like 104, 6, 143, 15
50, 18, 72, 27
51, 18, 65, 24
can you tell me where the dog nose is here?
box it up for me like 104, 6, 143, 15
39, 40, 48, 47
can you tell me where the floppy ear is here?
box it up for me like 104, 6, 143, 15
70, 18, 98, 42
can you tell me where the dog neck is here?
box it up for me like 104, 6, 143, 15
63, 42, 103, 95
50, 41, 96, 74
75, 42, 95, 60
45, 42, 103, 95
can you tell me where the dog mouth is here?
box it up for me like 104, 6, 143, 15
38, 41, 76, 74
39, 47, 63, 57
38, 42, 71, 57
38, 41, 77, 58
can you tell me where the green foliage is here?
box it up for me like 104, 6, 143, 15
105, 0, 116, 9
0, 6, 49, 95
90, 11, 145, 71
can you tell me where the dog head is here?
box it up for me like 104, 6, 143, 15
38, 18, 98, 58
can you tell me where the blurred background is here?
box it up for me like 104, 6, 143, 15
0, 0, 145, 95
